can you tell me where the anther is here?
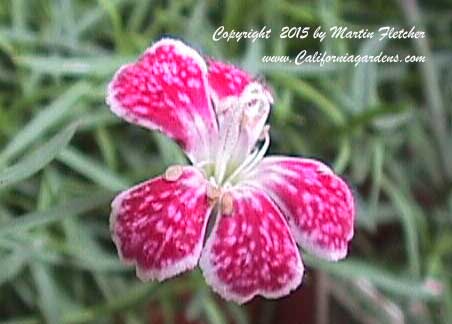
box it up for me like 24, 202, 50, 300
220, 192, 234, 215
164, 165, 183, 181
206, 184, 221, 201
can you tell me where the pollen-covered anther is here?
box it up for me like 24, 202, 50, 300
207, 183, 221, 202
164, 165, 183, 181
220, 192, 234, 215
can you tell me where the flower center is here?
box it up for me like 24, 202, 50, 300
196, 82, 272, 189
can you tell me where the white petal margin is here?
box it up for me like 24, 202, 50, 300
106, 38, 217, 163
243, 156, 355, 262
199, 187, 304, 304
254, 187, 348, 262
110, 168, 213, 281
106, 38, 206, 132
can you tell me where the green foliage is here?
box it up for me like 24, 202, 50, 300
0, 0, 451, 323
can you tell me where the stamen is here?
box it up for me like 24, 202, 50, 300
194, 160, 215, 178
207, 183, 221, 201
212, 82, 272, 186
241, 127, 270, 174
164, 165, 183, 181
224, 128, 270, 184
214, 100, 243, 184
223, 147, 259, 184
220, 192, 234, 215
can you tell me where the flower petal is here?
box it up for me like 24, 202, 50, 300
200, 187, 303, 304
207, 60, 273, 165
107, 38, 218, 162
207, 59, 253, 100
111, 166, 212, 281
246, 157, 355, 261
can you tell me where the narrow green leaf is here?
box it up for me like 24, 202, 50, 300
0, 124, 77, 190
58, 147, 129, 191
0, 235, 64, 266
15, 55, 131, 77
62, 218, 125, 272
271, 74, 345, 126
382, 177, 421, 276
368, 141, 384, 225
63, 283, 157, 323
95, 127, 117, 170
203, 297, 227, 324
97, 0, 125, 52
305, 255, 438, 300
77, 111, 118, 130
31, 263, 61, 324
11, 0, 26, 31
0, 82, 89, 164
0, 191, 112, 237
351, 37, 387, 112
333, 136, 351, 173
0, 252, 26, 286
154, 132, 187, 166
276, 1, 317, 23
128, 0, 153, 32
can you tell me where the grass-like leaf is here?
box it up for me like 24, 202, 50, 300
57, 147, 130, 191
0, 123, 77, 190
0, 191, 112, 237
31, 263, 61, 324
0, 82, 89, 164
0, 252, 26, 286
304, 255, 439, 300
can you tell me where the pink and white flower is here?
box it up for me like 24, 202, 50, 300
106, 38, 355, 304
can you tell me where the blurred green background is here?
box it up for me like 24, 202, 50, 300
0, 0, 451, 323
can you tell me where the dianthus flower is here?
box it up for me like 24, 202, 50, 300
107, 38, 354, 303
